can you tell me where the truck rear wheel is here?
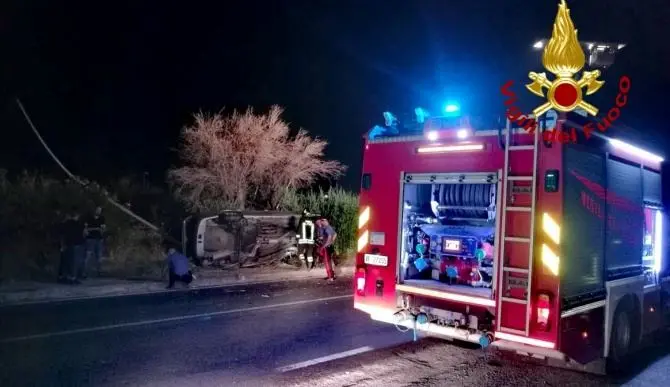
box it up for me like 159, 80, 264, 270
607, 297, 638, 373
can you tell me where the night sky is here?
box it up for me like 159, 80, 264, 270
1, 0, 669, 190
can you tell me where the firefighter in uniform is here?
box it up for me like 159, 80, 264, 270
296, 210, 317, 270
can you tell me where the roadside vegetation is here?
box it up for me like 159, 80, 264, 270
0, 106, 358, 282
279, 187, 358, 261
168, 105, 345, 212
0, 171, 173, 281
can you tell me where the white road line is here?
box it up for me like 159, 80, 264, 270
276, 346, 376, 373
0, 295, 353, 344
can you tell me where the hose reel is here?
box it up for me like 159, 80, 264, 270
436, 183, 495, 220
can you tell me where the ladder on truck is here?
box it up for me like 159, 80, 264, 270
496, 117, 541, 337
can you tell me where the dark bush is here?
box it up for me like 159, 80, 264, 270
279, 187, 358, 261
0, 170, 170, 281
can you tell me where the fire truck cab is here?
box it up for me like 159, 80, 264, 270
353, 112, 667, 372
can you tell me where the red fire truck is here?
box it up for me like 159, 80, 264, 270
353, 111, 667, 372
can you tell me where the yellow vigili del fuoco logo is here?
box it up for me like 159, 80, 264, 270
526, 0, 604, 117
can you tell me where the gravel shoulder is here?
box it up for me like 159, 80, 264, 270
274, 338, 614, 387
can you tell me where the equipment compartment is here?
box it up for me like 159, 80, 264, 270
399, 175, 498, 300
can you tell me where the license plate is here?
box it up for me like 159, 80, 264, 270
364, 254, 389, 267
443, 239, 461, 251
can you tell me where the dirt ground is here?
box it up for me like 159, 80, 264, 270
272, 338, 650, 387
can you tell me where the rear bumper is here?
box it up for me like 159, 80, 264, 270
395, 283, 495, 307
354, 302, 567, 361
354, 302, 484, 345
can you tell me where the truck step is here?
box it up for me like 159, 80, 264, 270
498, 327, 527, 336
501, 296, 528, 305
506, 206, 531, 212
504, 236, 531, 243
507, 176, 533, 181
503, 267, 529, 274
509, 145, 535, 151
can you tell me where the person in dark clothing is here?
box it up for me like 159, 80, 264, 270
166, 247, 193, 289
60, 208, 86, 284
57, 213, 71, 283
84, 206, 106, 277
316, 218, 337, 281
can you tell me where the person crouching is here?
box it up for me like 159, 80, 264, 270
166, 247, 193, 289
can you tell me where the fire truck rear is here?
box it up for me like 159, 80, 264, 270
353, 111, 667, 372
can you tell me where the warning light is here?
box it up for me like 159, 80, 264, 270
536, 292, 552, 331
444, 103, 461, 116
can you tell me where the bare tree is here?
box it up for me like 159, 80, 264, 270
267, 129, 345, 208
169, 105, 345, 212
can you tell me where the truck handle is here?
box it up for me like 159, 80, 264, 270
497, 124, 505, 150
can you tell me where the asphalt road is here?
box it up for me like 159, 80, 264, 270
0, 278, 412, 386
1, 278, 669, 386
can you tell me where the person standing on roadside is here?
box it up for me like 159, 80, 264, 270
60, 208, 86, 284
57, 211, 72, 283
84, 206, 106, 278
296, 209, 317, 270
316, 218, 338, 281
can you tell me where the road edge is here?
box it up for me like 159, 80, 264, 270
0, 266, 354, 307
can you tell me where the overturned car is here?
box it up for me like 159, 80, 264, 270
182, 211, 301, 268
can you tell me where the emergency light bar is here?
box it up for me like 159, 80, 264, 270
425, 128, 471, 142
609, 139, 664, 163
444, 103, 460, 114
417, 143, 484, 154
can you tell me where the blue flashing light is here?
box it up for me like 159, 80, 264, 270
367, 125, 387, 140
444, 103, 460, 115
414, 107, 429, 124
383, 111, 398, 127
